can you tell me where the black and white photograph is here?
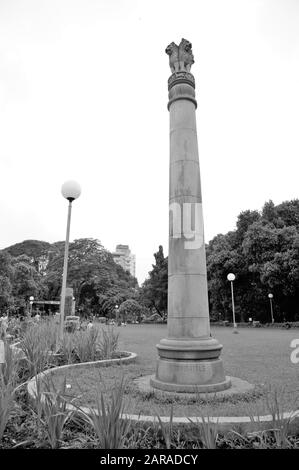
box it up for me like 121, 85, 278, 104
0, 0, 299, 455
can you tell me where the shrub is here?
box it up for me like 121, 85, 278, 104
263, 386, 297, 448
73, 327, 99, 363
188, 415, 219, 449
58, 325, 118, 364
6, 317, 22, 339
33, 374, 76, 449
142, 313, 164, 323
76, 375, 130, 449
60, 334, 75, 365
97, 326, 119, 360
210, 321, 299, 329
20, 319, 58, 376
0, 341, 19, 441
156, 405, 174, 449
64, 316, 80, 333
118, 300, 144, 323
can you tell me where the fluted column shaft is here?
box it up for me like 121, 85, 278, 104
150, 70, 230, 392
168, 75, 210, 341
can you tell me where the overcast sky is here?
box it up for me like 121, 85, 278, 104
0, 0, 299, 284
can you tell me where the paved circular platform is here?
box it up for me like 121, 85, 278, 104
27, 357, 298, 428
135, 374, 255, 400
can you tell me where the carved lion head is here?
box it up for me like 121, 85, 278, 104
165, 42, 177, 56
180, 38, 192, 52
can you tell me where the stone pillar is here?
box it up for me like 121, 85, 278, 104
151, 39, 230, 393
64, 287, 73, 318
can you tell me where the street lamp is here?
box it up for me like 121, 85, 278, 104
227, 273, 238, 333
268, 293, 274, 323
115, 304, 119, 324
29, 295, 34, 316
59, 180, 81, 344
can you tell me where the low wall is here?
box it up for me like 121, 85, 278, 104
27, 351, 137, 402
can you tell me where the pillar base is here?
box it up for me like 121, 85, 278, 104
151, 336, 231, 393
157, 336, 223, 360
151, 357, 231, 393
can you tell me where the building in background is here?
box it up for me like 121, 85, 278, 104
112, 244, 136, 277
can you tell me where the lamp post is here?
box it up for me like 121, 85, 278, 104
29, 296, 34, 317
268, 293, 274, 323
115, 304, 119, 325
59, 180, 81, 344
227, 273, 238, 333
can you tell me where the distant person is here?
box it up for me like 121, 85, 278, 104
87, 320, 94, 330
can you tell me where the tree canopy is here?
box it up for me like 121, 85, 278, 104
139, 199, 299, 323
0, 237, 137, 318
2, 198, 299, 322
207, 200, 299, 322
139, 245, 168, 319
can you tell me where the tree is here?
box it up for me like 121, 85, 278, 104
261, 200, 277, 224
42, 238, 137, 318
5, 240, 51, 274
10, 254, 45, 312
0, 237, 138, 318
0, 252, 13, 311
236, 210, 261, 241
0, 250, 45, 314
275, 200, 299, 228
207, 199, 299, 322
118, 299, 145, 323
140, 246, 168, 319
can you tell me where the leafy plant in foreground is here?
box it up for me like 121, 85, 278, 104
156, 405, 174, 449
20, 320, 58, 376
73, 327, 98, 363
188, 415, 219, 449
263, 386, 299, 448
76, 374, 130, 449
0, 341, 18, 441
33, 374, 76, 449
97, 326, 119, 359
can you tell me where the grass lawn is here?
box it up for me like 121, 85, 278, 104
51, 324, 299, 417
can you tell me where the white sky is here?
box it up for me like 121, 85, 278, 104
0, 0, 299, 284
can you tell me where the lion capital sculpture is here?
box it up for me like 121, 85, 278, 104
165, 38, 194, 73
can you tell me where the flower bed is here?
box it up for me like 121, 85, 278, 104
26, 357, 299, 432
27, 351, 137, 404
